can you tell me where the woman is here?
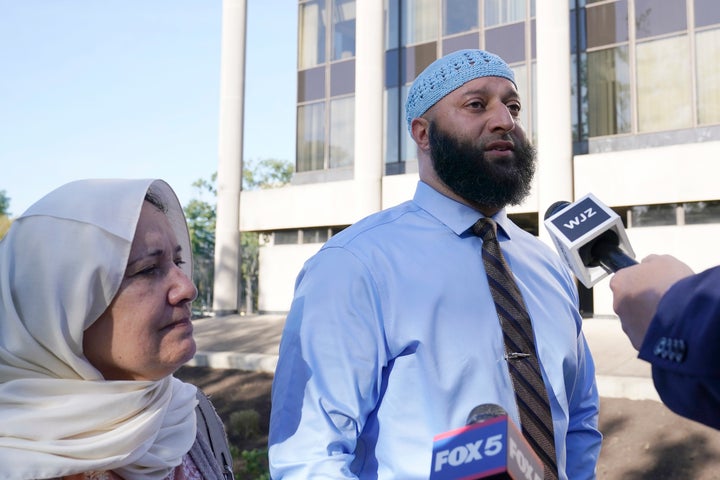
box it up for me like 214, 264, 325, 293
0, 179, 232, 480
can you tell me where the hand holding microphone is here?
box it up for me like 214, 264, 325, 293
543, 193, 637, 288
430, 404, 544, 479
610, 254, 694, 349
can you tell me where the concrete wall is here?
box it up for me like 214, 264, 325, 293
257, 242, 321, 313
247, 141, 720, 313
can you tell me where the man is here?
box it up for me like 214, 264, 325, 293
610, 254, 720, 429
269, 49, 601, 479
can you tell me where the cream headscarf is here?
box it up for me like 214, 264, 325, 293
0, 179, 199, 480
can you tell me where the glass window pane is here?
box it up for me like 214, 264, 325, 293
510, 63, 530, 135
297, 102, 326, 172
586, 0, 629, 48
299, 0, 326, 69
443, 0, 478, 36
403, 0, 439, 45
587, 46, 631, 136
386, 0, 401, 49
329, 97, 354, 168
571, 53, 589, 142
330, 59, 355, 96
530, 61, 537, 143
402, 42, 438, 84
485, 0, 526, 27
635, 0, 687, 39
332, 0, 356, 60
298, 67, 325, 103
630, 204, 677, 227
485, 22, 525, 64
385, 87, 399, 164
386, 48, 401, 89
637, 35, 692, 132
443, 33, 479, 55
400, 84, 417, 162
696, 28, 720, 125
531, 18, 536, 59
274, 230, 299, 245
301, 228, 330, 243
684, 201, 720, 224
695, 0, 720, 28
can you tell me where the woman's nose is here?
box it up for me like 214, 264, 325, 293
169, 265, 198, 305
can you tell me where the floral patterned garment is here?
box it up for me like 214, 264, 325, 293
58, 453, 202, 480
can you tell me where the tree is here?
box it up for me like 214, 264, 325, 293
243, 158, 294, 190
0, 190, 9, 217
185, 174, 217, 316
0, 190, 11, 239
185, 159, 293, 316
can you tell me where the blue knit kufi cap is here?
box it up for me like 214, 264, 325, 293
405, 49, 516, 132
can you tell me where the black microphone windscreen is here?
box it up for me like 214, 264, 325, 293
466, 404, 508, 426
544, 201, 570, 220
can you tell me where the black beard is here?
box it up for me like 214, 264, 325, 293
428, 121, 536, 210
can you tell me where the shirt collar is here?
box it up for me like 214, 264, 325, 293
413, 181, 514, 240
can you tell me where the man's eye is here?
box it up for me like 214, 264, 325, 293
175, 259, 187, 268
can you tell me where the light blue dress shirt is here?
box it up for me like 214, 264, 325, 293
269, 181, 601, 479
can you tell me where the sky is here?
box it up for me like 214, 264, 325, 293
0, 0, 297, 217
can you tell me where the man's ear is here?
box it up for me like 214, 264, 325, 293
410, 117, 431, 151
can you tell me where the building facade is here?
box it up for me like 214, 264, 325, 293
217, 0, 720, 315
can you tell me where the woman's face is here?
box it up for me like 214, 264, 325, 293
83, 201, 198, 381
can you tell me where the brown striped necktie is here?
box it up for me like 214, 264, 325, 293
472, 217, 559, 480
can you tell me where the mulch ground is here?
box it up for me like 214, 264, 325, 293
176, 366, 720, 479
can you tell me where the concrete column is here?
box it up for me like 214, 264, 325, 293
535, 0, 573, 235
353, 0, 384, 217
213, 0, 246, 315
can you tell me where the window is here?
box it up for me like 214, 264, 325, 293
634, 0, 686, 39
297, 0, 356, 173
695, 0, 720, 27
696, 28, 720, 125
301, 228, 330, 244
581, 0, 720, 140
630, 204, 678, 227
484, 0, 526, 27
636, 35, 692, 132
297, 102, 325, 172
329, 97, 355, 168
485, 21, 525, 63
685, 201, 720, 224
443, 0, 478, 36
627, 201, 720, 227
299, 0, 326, 69
332, 0, 356, 60
274, 230, 300, 245
587, 46, 631, 136
403, 0, 439, 45
586, 0, 628, 48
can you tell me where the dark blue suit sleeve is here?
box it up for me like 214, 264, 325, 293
638, 266, 720, 429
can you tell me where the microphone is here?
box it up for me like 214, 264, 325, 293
430, 404, 544, 480
543, 193, 637, 288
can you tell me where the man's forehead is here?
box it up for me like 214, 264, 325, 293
448, 76, 520, 101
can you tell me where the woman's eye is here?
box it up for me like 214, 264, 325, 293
135, 265, 158, 276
